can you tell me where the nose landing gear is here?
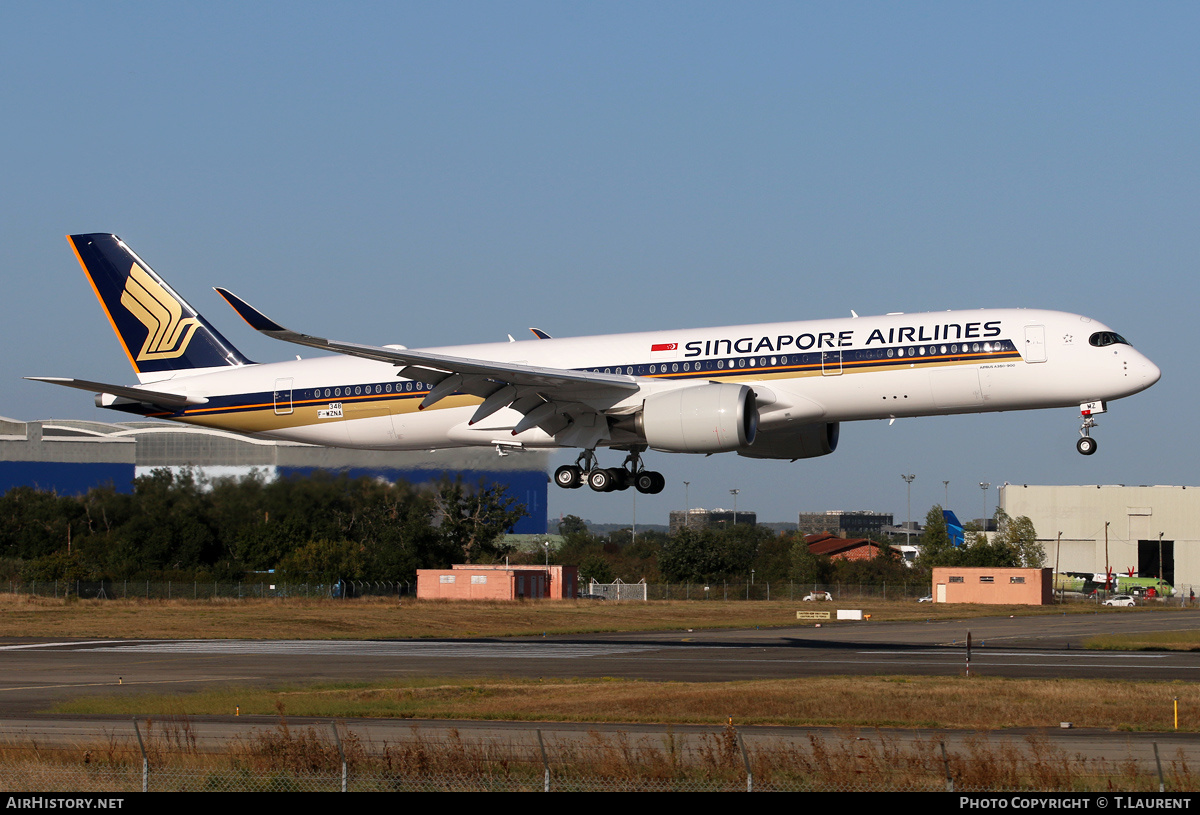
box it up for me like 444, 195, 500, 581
1076, 401, 1105, 455
553, 448, 666, 494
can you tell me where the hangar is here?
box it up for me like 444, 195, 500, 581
0, 416, 550, 534
1000, 484, 1198, 595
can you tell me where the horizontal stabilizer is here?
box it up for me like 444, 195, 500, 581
25, 377, 207, 408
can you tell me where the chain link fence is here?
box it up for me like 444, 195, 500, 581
3, 579, 412, 600
0, 719, 1192, 792
2, 580, 931, 602
8, 579, 1196, 605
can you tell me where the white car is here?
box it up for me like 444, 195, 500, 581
803, 591, 833, 602
1103, 594, 1136, 607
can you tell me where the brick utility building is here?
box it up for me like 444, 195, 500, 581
417, 564, 579, 601
931, 567, 1053, 605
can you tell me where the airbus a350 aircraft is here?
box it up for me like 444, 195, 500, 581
30, 234, 1161, 495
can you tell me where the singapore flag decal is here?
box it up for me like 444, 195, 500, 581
650, 342, 678, 360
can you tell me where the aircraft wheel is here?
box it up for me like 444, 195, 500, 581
634, 472, 657, 494
588, 468, 615, 492
554, 465, 582, 489
1076, 437, 1098, 456
648, 471, 666, 494
610, 468, 631, 491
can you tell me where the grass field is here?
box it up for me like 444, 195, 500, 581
0, 593, 1176, 640
50, 674, 1200, 732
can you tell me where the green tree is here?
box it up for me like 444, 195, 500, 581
578, 553, 616, 585
432, 478, 528, 564
788, 538, 830, 584
916, 505, 956, 568
660, 526, 759, 582
992, 509, 1043, 567
557, 515, 588, 537
278, 539, 365, 581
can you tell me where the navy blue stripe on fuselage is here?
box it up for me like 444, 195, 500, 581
114, 339, 1022, 419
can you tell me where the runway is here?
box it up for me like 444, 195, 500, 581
1, 610, 1198, 714
1, 611, 1199, 770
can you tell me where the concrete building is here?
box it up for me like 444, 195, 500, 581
669, 508, 756, 534
0, 416, 550, 534
797, 511, 893, 538
1000, 484, 1200, 592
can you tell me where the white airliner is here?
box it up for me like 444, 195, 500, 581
30, 234, 1161, 495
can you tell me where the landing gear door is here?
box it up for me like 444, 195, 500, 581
1023, 325, 1047, 363
274, 378, 293, 415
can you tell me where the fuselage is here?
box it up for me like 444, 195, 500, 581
111, 307, 1160, 452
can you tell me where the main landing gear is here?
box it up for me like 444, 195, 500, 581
554, 448, 666, 494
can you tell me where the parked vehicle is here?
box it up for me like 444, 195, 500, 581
803, 591, 833, 602
1103, 594, 1136, 607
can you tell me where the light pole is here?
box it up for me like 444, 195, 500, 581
683, 481, 691, 531
943, 481, 950, 508
979, 482, 990, 534
901, 474, 915, 547
1159, 531, 1164, 591
730, 489, 740, 525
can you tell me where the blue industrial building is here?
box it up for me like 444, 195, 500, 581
0, 416, 549, 534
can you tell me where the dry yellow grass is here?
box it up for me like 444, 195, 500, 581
53, 674, 1200, 732
0, 593, 1151, 640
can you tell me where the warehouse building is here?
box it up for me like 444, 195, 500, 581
1000, 484, 1200, 592
0, 416, 549, 534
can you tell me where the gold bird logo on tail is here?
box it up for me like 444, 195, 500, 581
119, 264, 201, 361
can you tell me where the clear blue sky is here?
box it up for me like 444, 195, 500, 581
3, 2, 1196, 527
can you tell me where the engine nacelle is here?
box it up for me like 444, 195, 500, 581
637, 383, 758, 453
737, 422, 840, 460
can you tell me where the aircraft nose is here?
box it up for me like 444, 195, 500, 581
1138, 354, 1161, 388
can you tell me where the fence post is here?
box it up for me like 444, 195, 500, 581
1154, 742, 1165, 792
133, 719, 149, 792
537, 729, 550, 792
737, 728, 752, 792
941, 741, 953, 792
331, 721, 347, 792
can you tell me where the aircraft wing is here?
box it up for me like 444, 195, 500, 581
214, 288, 639, 439
25, 376, 208, 408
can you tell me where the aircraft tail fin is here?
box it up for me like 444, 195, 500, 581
943, 510, 966, 547
67, 234, 253, 379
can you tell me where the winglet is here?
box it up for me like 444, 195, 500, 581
213, 288, 288, 333
529, 327, 552, 339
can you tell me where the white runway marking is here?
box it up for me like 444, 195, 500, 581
66, 640, 658, 659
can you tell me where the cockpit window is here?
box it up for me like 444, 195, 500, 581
1089, 331, 1129, 347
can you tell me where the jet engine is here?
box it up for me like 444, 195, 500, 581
737, 422, 840, 460
637, 383, 758, 453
